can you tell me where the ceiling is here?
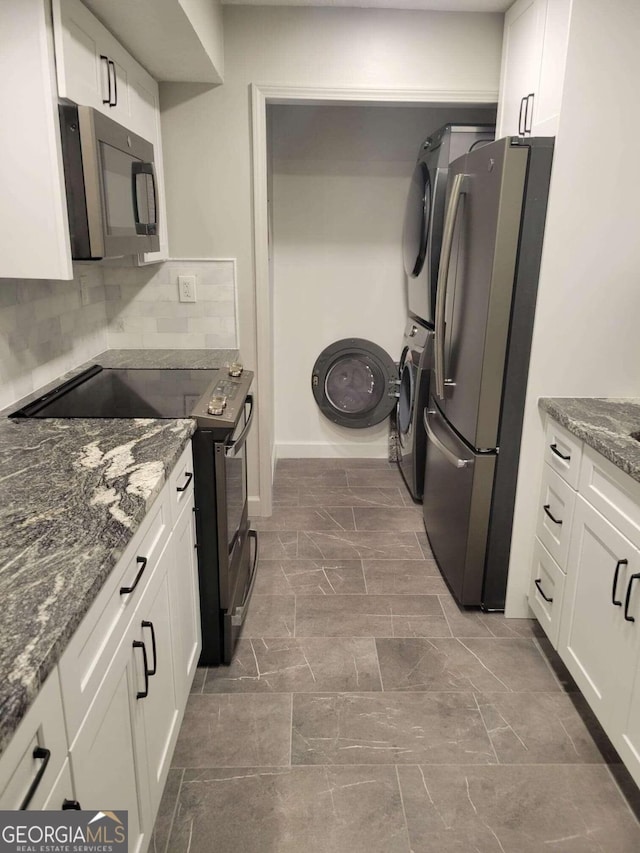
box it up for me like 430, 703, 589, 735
221, 0, 511, 10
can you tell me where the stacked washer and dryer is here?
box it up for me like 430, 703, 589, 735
311, 124, 495, 500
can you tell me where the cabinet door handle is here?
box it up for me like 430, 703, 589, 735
176, 472, 193, 492
108, 59, 117, 106
612, 558, 627, 606
141, 620, 157, 676
543, 504, 563, 525
100, 55, 111, 105
534, 578, 553, 603
624, 572, 640, 623
524, 92, 535, 134
518, 96, 527, 136
19, 746, 51, 810
120, 556, 148, 595
133, 640, 150, 699
550, 443, 571, 462
62, 799, 82, 810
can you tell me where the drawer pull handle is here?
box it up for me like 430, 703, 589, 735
624, 572, 640, 623
120, 556, 148, 595
133, 640, 150, 699
550, 443, 571, 462
176, 471, 193, 492
543, 504, 562, 525
100, 55, 111, 105
141, 620, 157, 676
612, 558, 627, 607
534, 578, 553, 604
62, 799, 82, 810
19, 746, 51, 810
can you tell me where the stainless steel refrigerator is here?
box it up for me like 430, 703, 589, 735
422, 136, 554, 610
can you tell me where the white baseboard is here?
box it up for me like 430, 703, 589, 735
275, 441, 389, 459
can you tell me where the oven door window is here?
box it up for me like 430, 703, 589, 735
225, 409, 248, 554
100, 142, 144, 237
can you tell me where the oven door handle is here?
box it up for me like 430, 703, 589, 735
225, 394, 255, 458
231, 530, 259, 627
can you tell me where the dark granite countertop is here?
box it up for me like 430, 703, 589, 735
0, 349, 236, 757
539, 398, 640, 484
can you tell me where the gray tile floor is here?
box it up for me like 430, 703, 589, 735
154, 459, 640, 852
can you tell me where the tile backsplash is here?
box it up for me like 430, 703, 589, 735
0, 258, 238, 411
104, 259, 238, 350
0, 264, 108, 410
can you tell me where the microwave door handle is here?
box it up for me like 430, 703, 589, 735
131, 162, 157, 235
434, 172, 467, 400
225, 394, 255, 458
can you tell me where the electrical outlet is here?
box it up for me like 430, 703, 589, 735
178, 274, 197, 303
79, 274, 90, 306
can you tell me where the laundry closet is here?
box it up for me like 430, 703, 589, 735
268, 102, 497, 460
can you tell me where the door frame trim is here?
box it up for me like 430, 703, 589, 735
250, 84, 498, 515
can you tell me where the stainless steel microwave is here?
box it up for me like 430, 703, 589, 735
59, 105, 159, 259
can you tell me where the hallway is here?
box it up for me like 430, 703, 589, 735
153, 459, 640, 852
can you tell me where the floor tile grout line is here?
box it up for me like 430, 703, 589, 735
394, 764, 413, 851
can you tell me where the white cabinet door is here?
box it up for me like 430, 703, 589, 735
133, 542, 181, 818
559, 495, 640, 731
41, 760, 76, 810
619, 653, 640, 789
0, 0, 72, 280
170, 496, 202, 706
496, 0, 546, 137
532, 0, 572, 136
69, 634, 147, 853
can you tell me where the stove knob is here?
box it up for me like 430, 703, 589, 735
228, 362, 243, 378
208, 395, 227, 416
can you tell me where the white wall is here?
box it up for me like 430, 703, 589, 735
271, 103, 496, 458
505, 0, 640, 617
159, 6, 503, 500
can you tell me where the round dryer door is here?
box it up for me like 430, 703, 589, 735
402, 161, 431, 278
311, 339, 398, 429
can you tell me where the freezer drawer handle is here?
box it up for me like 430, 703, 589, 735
624, 572, 640, 623
543, 504, 562, 525
423, 409, 473, 469
534, 578, 553, 604
612, 558, 627, 607
550, 443, 571, 462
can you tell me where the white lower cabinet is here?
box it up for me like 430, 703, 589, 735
69, 647, 146, 853
530, 419, 640, 789
558, 495, 640, 731
170, 495, 202, 707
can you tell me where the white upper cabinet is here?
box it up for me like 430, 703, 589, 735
0, 0, 73, 280
497, 0, 572, 138
53, 0, 158, 145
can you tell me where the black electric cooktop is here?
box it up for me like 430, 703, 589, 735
10, 365, 220, 419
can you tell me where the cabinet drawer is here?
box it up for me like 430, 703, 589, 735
536, 463, 576, 569
0, 671, 68, 811
59, 486, 171, 739
544, 419, 582, 488
169, 441, 195, 524
528, 538, 565, 649
578, 444, 640, 550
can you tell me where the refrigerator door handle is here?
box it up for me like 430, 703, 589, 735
424, 408, 474, 469
434, 172, 467, 400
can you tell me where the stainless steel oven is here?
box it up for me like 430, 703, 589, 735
193, 373, 257, 665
